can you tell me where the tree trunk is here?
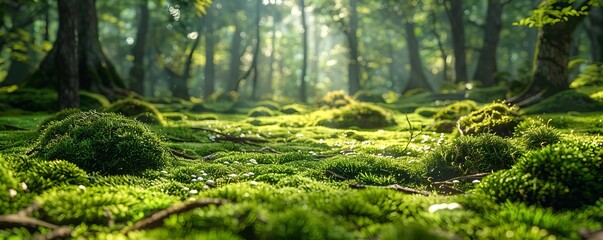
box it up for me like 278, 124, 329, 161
299, 0, 308, 103
445, 0, 468, 83
430, 10, 448, 83
30, 0, 125, 98
266, 19, 277, 98
250, 0, 261, 100
56, 0, 80, 109
227, 23, 242, 93
347, 0, 361, 95
203, 11, 216, 99
474, 0, 503, 87
129, 0, 149, 95
402, 20, 433, 92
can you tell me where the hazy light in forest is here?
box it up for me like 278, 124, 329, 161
187, 32, 199, 40
126, 37, 134, 45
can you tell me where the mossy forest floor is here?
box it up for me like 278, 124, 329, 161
1, 87, 603, 239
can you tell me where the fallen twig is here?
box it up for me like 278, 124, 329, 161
241, 146, 282, 154
325, 170, 347, 180
33, 226, 73, 240
122, 198, 228, 233
431, 173, 491, 185
169, 149, 198, 160
192, 127, 268, 146
0, 214, 59, 231
350, 183, 431, 196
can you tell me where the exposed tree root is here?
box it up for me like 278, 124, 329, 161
122, 198, 228, 233
349, 183, 431, 196
169, 149, 198, 160
192, 127, 269, 146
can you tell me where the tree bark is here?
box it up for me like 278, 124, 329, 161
227, 23, 242, 93
266, 18, 277, 98
445, 0, 468, 83
402, 20, 433, 92
203, 11, 216, 99
299, 0, 308, 103
129, 0, 149, 95
346, 0, 361, 95
474, 0, 503, 87
56, 0, 80, 109
250, 0, 261, 100
430, 10, 449, 83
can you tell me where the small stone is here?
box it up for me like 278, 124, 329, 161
242, 173, 249, 177
472, 180, 481, 184
205, 180, 215, 187
192, 179, 198, 182
78, 185, 86, 190
191, 174, 197, 178
247, 172, 254, 176
228, 174, 237, 178
452, 180, 460, 183
197, 177, 204, 181
188, 189, 198, 195
20, 182, 28, 190
8, 189, 17, 198
223, 161, 230, 165
250, 181, 258, 186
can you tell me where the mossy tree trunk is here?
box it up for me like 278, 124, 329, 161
30, 0, 126, 98
129, 0, 149, 96
56, 0, 79, 109
507, 1, 590, 106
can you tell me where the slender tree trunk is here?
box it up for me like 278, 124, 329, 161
227, 23, 242, 92
430, 10, 448, 83
44, 0, 50, 41
474, 0, 503, 87
299, 0, 308, 103
250, 0, 261, 100
266, 19, 277, 98
387, 39, 397, 92
129, 0, 149, 95
204, 12, 216, 99
402, 20, 432, 92
56, 0, 79, 109
347, 0, 361, 95
445, 0, 468, 83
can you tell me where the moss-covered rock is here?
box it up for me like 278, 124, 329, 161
281, 104, 308, 114
475, 138, 603, 210
315, 103, 395, 129
523, 90, 603, 113
256, 100, 281, 111
422, 134, 519, 181
457, 102, 522, 137
106, 98, 166, 125
31, 111, 168, 175
317, 90, 355, 108
248, 106, 276, 117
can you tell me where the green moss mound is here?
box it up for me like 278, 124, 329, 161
12, 158, 89, 193
0, 155, 19, 214
281, 104, 308, 114
38, 108, 82, 129
134, 112, 165, 125
106, 98, 166, 125
434, 100, 478, 121
523, 90, 603, 113
317, 90, 355, 108
475, 138, 603, 210
315, 103, 396, 129
248, 106, 276, 117
422, 134, 519, 180
256, 100, 281, 111
514, 118, 561, 150
31, 111, 168, 175
457, 102, 522, 137
353, 90, 386, 103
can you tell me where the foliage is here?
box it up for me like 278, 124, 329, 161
106, 98, 167, 126
457, 102, 522, 137
514, 0, 600, 28
314, 103, 396, 129
317, 90, 356, 108
475, 138, 603, 210
422, 134, 519, 181
523, 90, 603, 113
571, 62, 603, 88
248, 106, 276, 117
31, 111, 168, 175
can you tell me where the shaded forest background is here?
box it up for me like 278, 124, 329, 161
0, 0, 602, 108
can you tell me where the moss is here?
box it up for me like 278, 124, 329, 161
248, 106, 275, 117
38, 108, 82, 130
514, 118, 561, 150
281, 104, 308, 114
37, 185, 177, 225
433, 100, 478, 121
570, 63, 603, 88
0, 88, 109, 112
106, 98, 166, 126
260, 207, 354, 240
314, 103, 396, 129
322, 155, 415, 183
317, 90, 355, 108
464, 86, 507, 103
591, 90, 603, 102
353, 90, 386, 103
256, 100, 281, 111
457, 102, 522, 137
414, 107, 438, 118
31, 111, 168, 175
523, 90, 603, 113
12, 158, 89, 193
475, 138, 603, 210
422, 134, 519, 181
0, 155, 19, 214
134, 112, 165, 125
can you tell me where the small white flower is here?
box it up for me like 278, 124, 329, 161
228, 174, 237, 178
200, 170, 205, 173
183, 186, 190, 191
191, 174, 197, 178
201, 173, 208, 177
160, 170, 168, 174
8, 189, 17, 198
242, 174, 249, 177
250, 181, 258, 186
247, 172, 254, 176
192, 179, 198, 182
20, 182, 28, 190
472, 180, 481, 184
197, 177, 204, 181
452, 180, 460, 183
223, 161, 230, 165
233, 161, 240, 164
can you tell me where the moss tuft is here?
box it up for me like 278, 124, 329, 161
106, 98, 166, 125
317, 90, 355, 108
523, 90, 603, 113
248, 106, 276, 117
353, 90, 386, 103
38, 108, 81, 129
433, 100, 478, 121
314, 103, 396, 129
281, 104, 308, 114
514, 118, 561, 150
31, 111, 168, 175
457, 102, 522, 137
12, 158, 89, 192
422, 134, 519, 181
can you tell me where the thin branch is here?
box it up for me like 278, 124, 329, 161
169, 149, 198, 160
0, 214, 59, 231
241, 146, 282, 154
349, 183, 431, 196
401, 114, 423, 154
33, 226, 73, 240
122, 198, 228, 233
